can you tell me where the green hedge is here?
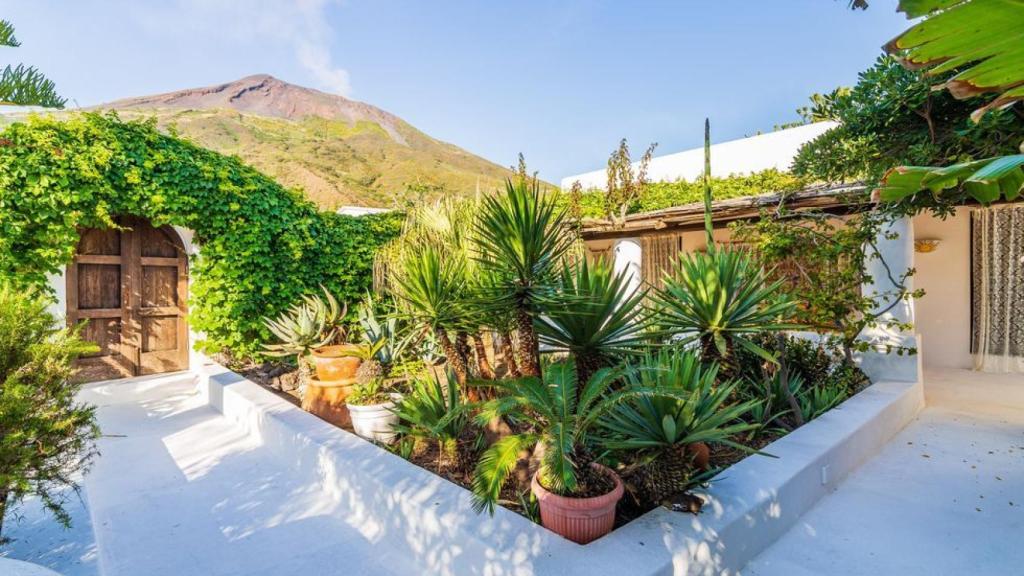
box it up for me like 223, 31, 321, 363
0, 112, 402, 358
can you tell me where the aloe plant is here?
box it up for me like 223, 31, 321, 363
357, 293, 411, 373
261, 286, 347, 364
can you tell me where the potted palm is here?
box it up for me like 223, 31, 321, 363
471, 362, 686, 544
346, 378, 400, 443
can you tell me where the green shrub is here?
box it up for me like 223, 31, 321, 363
0, 113, 403, 358
0, 282, 99, 541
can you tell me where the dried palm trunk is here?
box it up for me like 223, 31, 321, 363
515, 309, 540, 377
472, 333, 496, 380
500, 330, 521, 378
436, 328, 468, 386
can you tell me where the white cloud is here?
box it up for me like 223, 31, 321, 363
130, 0, 352, 96
296, 41, 352, 96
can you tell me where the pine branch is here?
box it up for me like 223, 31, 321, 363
0, 20, 20, 47
0, 64, 67, 108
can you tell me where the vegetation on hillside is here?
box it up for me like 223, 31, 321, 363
106, 107, 514, 209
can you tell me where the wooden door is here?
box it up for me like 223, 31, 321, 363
68, 217, 189, 381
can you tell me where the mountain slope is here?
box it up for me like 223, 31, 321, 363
97, 75, 514, 208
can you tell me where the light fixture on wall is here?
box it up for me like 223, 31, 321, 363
914, 238, 941, 253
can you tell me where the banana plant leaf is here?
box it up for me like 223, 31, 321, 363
885, 0, 1024, 121
876, 154, 1024, 204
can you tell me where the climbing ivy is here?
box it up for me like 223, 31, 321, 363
562, 169, 807, 219
0, 113, 403, 359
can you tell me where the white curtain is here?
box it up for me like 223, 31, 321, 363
972, 205, 1024, 373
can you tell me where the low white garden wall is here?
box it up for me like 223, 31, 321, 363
193, 349, 923, 576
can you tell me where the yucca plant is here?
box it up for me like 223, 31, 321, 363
474, 179, 577, 377
536, 257, 651, 385
470, 362, 687, 514
599, 349, 760, 502
652, 248, 797, 370
391, 372, 469, 471
391, 243, 471, 386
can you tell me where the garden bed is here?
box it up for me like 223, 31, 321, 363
194, 345, 923, 574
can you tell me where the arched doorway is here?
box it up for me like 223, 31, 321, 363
66, 216, 189, 381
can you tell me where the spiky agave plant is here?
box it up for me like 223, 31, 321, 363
599, 349, 760, 503
391, 372, 469, 471
474, 179, 577, 377
536, 257, 651, 385
262, 287, 346, 371
652, 248, 797, 370
470, 362, 693, 514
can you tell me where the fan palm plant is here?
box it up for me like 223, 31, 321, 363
470, 361, 691, 514
391, 372, 469, 471
390, 243, 471, 387
536, 257, 651, 385
652, 248, 797, 370
599, 349, 760, 502
474, 179, 577, 377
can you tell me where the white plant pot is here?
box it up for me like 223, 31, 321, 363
347, 397, 399, 443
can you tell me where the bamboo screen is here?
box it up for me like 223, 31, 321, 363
641, 233, 685, 288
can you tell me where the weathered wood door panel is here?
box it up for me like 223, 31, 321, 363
68, 217, 189, 381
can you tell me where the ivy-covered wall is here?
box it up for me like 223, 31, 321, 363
0, 113, 403, 358
564, 169, 806, 218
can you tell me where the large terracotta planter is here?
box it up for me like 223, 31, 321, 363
302, 377, 357, 427
310, 345, 362, 381
531, 463, 624, 544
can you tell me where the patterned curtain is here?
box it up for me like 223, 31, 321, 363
641, 233, 684, 289
971, 205, 1024, 373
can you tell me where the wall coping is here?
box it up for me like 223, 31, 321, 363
194, 354, 923, 575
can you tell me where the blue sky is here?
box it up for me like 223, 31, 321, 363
1, 1, 910, 182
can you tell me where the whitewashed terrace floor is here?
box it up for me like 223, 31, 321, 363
744, 403, 1024, 576
6, 373, 414, 576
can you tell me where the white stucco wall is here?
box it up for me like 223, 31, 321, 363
911, 209, 973, 370
561, 122, 838, 190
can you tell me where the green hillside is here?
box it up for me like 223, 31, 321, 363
111, 107, 511, 210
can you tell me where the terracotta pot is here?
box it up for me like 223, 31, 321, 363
346, 394, 400, 444
686, 441, 711, 471
531, 463, 624, 544
302, 376, 357, 427
310, 345, 362, 381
